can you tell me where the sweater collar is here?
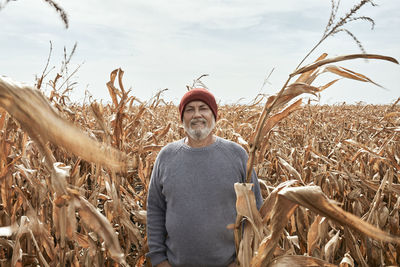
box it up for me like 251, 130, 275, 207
180, 136, 221, 151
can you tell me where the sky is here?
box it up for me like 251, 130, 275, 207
0, 0, 399, 105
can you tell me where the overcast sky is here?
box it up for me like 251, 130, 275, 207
1, 0, 399, 105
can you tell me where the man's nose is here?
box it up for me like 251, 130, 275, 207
193, 108, 202, 118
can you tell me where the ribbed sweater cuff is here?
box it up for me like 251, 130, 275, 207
146, 251, 167, 266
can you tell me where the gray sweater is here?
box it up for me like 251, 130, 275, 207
146, 137, 263, 267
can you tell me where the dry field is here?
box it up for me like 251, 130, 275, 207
1, 1, 399, 266
0, 68, 399, 266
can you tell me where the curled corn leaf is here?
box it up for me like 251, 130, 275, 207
0, 76, 127, 171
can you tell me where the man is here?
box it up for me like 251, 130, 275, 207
146, 88, 263, 267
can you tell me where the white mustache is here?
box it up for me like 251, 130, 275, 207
190, 118, 207, 126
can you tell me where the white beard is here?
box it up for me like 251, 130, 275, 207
184, 117, 215, 141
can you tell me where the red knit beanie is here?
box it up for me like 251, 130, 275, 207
179, 88, 218, 121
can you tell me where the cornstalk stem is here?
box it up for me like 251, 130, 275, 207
245, 76, 292, 183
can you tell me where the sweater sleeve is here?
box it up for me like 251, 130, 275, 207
146, 156, 168, 266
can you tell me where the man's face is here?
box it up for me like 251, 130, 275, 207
183, 100, 215, 141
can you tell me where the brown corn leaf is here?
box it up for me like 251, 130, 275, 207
0, 76, 127, 171
265, 85, 314, 110
307, 215, 323, 256
267, 255, 337, 267
234, 183, 265, 267
278, 157, 304, 184
11, 216, 29, 267
279, 186, 400, 245
389, 197, 400, 236
28, 229, 50, 267
319, 79, 340, 91
377, 203, 389, 229
52, 162, 69, 194
295, 206, 309, 253
0, 108, 6, 129
66, 196, 77, 240
90, 102, 111, 138
117, 68, 126, 94
295, 53, 328, 84
385, 243, 398, 266
324, 230, 341, 262
344, 228, 368, 267
0, 172, 11, 211
251, 196, 298, 267
75, 232, 90, 248
107, 69, 120, 107
142, 144, 164, 153
238, 221, 255, 267
292, 54, 398, 76
343, 139, 386, 160
153, 122, 171, 142
262, 99, 303, 137
52, 163, 71, 253
73, 195, 126, 265
260, 180, 299, 222
324, 65, 382, 87
120, 214, 143, 249
234, 183, 264, 240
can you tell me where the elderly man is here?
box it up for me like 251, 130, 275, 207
146, 88, 263, 267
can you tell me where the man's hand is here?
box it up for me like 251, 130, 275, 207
156, 260, 172, 267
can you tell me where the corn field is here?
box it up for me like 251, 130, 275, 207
0, 64, 400, 266
1, 2, 400, 265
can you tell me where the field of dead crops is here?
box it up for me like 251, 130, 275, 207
1, 0, 400, 265
0, 70, 399, 267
